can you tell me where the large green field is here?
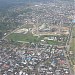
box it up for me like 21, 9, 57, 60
6, 32, 61, 45
7, 33, 40, 43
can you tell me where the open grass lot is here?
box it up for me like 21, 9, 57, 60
6, 33, 61, 45
47, 40, 61, 45
7, 33, 39, 43
7, 33, 46, 43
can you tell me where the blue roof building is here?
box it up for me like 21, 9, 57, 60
72, 19, 75, 23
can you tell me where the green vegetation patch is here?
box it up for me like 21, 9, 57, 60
7, 33, 61, 45
7, 33, 45, 43
7, 33, 37, 43
47, 40, 61, 45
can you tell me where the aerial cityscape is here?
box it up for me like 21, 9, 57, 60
0, 0, 75, 75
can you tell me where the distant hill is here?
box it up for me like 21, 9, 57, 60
0, 0, 53, 10
0, 0, 73, 10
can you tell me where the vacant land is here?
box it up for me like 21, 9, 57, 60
47, 40, 61, 45
7, 33, 39, 43
6, 32, 61, 45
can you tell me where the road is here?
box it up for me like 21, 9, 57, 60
65, 25, 74, 75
